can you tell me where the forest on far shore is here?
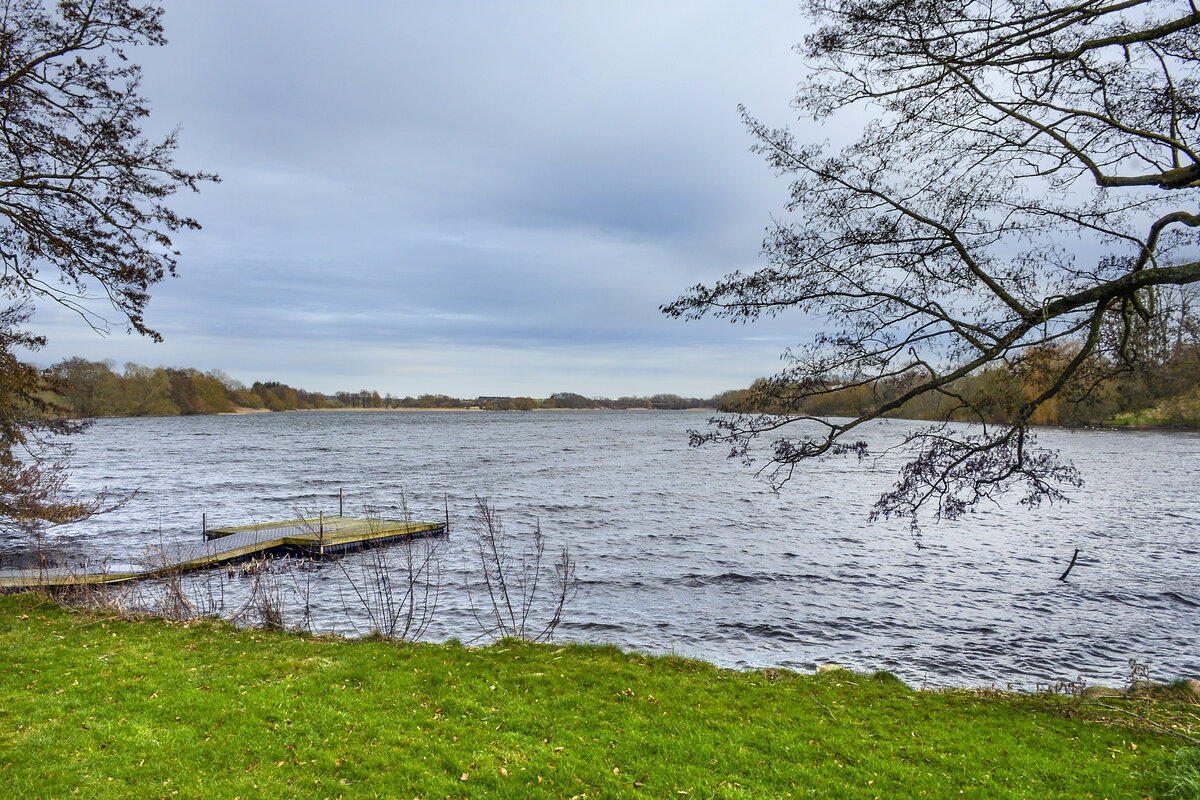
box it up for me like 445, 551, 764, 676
42, 340, 1200, 429
717, 338, 1200, 429
41, 358, 732, 416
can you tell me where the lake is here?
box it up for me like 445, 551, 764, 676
5, 410, 1198, 688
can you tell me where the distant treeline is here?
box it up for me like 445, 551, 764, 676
41, 358, 731, 417
41, 346, 1200, 426
716, 339, 1200, 428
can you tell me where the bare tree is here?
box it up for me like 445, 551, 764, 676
664, 0, 1200, 527
467, 496, 578, 643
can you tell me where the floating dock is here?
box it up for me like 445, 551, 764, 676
0, 516, 447, 590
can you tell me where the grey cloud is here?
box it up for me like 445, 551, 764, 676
31, 0, 815, 397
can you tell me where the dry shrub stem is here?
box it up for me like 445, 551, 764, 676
332, 491, 445, 641
467, 496, 578, 643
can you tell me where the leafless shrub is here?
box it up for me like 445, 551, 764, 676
466, 496, 578, 643
334, 495, 444, 640
1127, 658, 1153, 691
288, 558, 319, 634
222, 558, 286, 630
27, 553, 135, 615
119, 531, 236, 623
10, 536, 227, 622
134, 541, 198, 622
188, 569, 228, 618
248, 564, 285, 630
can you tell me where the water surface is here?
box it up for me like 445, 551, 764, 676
7, 410, 1197, 688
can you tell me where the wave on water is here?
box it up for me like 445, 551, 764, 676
15, 410, 1200, 688
1162, 591, 1200, 608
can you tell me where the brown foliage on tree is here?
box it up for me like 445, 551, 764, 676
0, 307, 103, 534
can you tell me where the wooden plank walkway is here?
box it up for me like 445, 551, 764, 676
0, 516, 447, 589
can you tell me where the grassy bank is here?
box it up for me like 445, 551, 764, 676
1, 593, 1195, 799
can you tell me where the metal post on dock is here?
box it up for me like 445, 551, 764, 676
202, 513, 207, 540
339, 488, 343, 517
444, 494, 449, 535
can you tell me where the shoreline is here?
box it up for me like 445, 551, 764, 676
108, 406, 1198, 431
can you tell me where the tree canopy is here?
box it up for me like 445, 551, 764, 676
664, 0, 1200, 527
0, 0, 214, 534
1, 0, 215, 336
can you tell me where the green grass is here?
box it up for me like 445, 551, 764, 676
0, 593, 1194, 799
1107, 389, 1200, 429
1147, 746, 1200, 800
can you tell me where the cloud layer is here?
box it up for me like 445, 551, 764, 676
31, 1, 816, 397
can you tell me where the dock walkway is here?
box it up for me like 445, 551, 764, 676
0, 516, 447, 589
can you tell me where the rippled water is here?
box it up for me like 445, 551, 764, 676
5, 410, 1198, 688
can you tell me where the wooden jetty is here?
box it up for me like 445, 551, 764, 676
0, 515, 447, 590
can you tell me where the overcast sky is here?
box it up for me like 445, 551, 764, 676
31, 1, 823, 398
